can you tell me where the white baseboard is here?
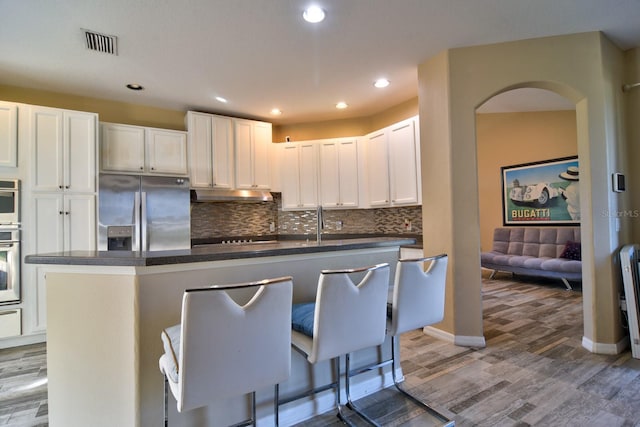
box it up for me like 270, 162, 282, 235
0, 332, 46, 350
423, 326, 487, 348
582, 335, 629, 355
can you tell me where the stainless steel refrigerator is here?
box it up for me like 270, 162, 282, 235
98, 174, 191, 251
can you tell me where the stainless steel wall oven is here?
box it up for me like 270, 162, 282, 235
0, 179, 20, 305
0, 227, 20, 304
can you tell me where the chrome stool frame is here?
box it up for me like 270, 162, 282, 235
278, 263, 390, 426
344, 254, 455, 427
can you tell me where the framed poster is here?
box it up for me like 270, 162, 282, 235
502, 156, 579, 225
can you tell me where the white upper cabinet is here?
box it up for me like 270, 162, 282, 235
0, 101, 18, 168
100, 123, 145, 172
280, 142, 319, 210
388, 117, 420, 206
101, 123, 188, 176
145, 128, 188, 175
234, 119, 271, 190
365, 130, 390, 207
32, 106, 97, 193
364, 116, 421, 207
186, 111, 234, 189
319, 138, 359, 208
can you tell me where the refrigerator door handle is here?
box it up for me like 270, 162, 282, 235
134, 191, 141, 251
141, 191, 148, 251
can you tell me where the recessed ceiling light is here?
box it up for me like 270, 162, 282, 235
303, 6, 325, 23
374, 78, 390, 88
215, 96, 228, 103
271, 108, 282, 115
126, 83, 144, 91
336, 101, 348, 109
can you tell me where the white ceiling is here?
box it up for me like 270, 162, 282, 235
2, 0, 639, 124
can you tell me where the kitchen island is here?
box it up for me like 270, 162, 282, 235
26, 237, 416, 427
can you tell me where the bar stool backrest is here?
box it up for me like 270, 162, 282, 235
309, 263, 390, 364
389, 255, 448, 337
178, 277, 293, 412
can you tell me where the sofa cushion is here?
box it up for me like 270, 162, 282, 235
507, 255, 535, 268
523, 257, 552, 270
540, 258, 582, 274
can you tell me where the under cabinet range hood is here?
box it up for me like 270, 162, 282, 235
190, 189, 273, 203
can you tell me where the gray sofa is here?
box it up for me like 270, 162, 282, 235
480, 227, 581, 290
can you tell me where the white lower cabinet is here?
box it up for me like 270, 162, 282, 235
30, 193, 96, 331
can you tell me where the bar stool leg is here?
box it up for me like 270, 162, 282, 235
391, 336, 455, 426
334, 356, 358, 426
163, 376, 169, 427
274, 384, 280, 427
345, 353, 380, 426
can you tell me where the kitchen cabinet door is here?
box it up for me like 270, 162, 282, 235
365, 130, 390, 207
337, 139, 359, 208
298, 142, 319, 208
187, 111, 213, 187
280, 144, 301, 209
0, 101, 18, 167
146, 128, 188, 175
319, 139, 358, 208
281, 142, 318, 210
188, 112, 234, 189
388, 118, 419, 206
210, 115, 234, 188
65, 111, 97, 193
234, 119, 271, 190
63, 193, 96, 251
32, 107, 97, 193
32, 193, 95, 253
30, 192, 96, 331
31, 108, 64, 192
100, 123, 145, 173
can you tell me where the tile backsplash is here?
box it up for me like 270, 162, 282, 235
191, 193, 422, 239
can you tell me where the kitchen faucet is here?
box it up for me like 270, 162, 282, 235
317, 205, 324, 243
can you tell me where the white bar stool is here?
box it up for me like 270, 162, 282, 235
158, 276, 293, 427
345, 254, 454, 426
279, 263, 390, 425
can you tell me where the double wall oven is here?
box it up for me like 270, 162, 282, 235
0, 179, 20, 305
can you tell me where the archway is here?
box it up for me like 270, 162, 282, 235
475, 87, 582, 339
418, 33, 626, 353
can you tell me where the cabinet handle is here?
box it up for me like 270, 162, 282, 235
59, 185, 63, 189
151, 167, 155, 171
65, 185, 70, 189
59, 211, 63, 215
140, 167, 144, 170
65, 211, 70, 215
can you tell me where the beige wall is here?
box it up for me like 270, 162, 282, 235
624, 48, 640, 242
0, 84, 187, 130
419, 32, 629, 352
1, 84, 418, 143
272, 97, 418, 142
477, 110, 578, 251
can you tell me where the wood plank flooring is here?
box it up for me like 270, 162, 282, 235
2, 273, 640, 426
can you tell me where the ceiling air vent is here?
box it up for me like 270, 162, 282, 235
83, 29, 117, 55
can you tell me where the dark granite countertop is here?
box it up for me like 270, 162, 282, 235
24, 237, 416, 267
